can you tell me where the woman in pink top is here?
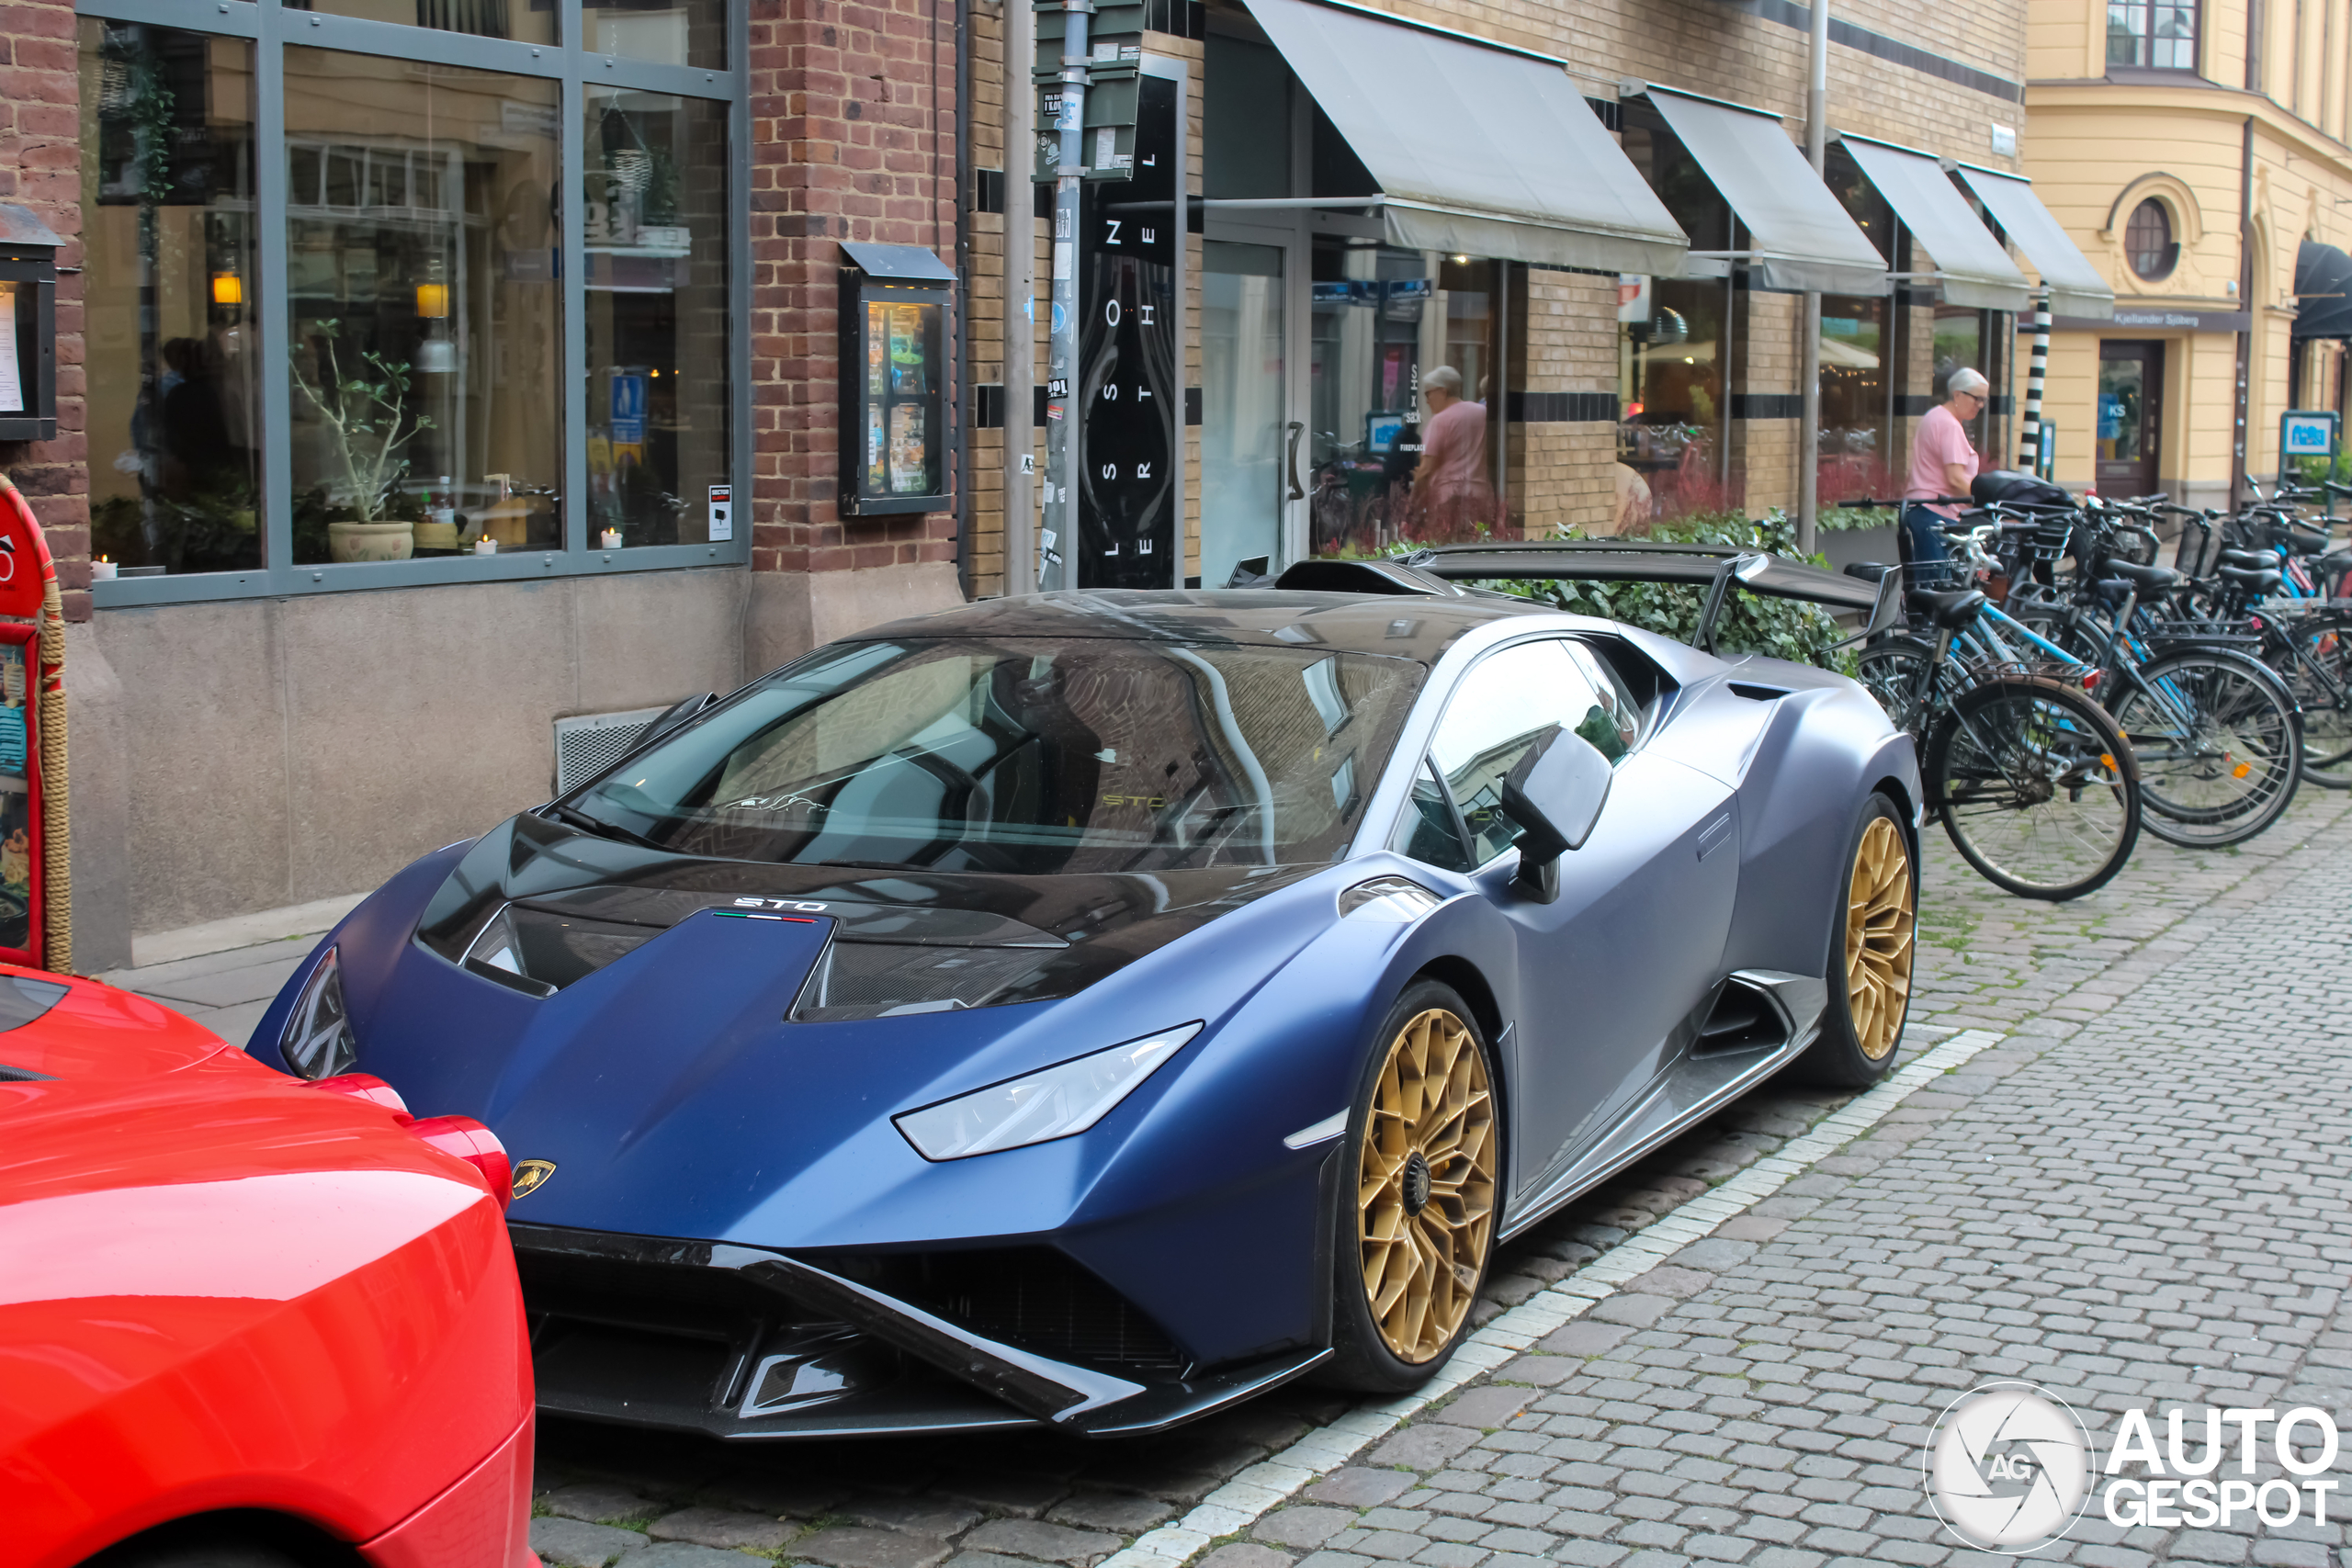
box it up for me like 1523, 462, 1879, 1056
1900, 367, 1988, 577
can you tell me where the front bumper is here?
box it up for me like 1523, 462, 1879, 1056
513, 1223, 1327, 1439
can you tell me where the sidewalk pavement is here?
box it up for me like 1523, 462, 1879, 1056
99, 790, 2352, 1568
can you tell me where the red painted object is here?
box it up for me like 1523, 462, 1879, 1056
0, 966, 539, 1568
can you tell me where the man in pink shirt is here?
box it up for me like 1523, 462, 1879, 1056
1901, 367, 1987, 578
1410, 367, 1497, 540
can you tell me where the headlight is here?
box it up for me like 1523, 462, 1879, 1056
893, 1023, 1201, 1161
281, 946, 358, 1080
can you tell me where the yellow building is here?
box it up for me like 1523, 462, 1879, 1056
2027, 0, 2352, 508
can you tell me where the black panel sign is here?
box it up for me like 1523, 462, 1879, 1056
1077, 73, 1178, 589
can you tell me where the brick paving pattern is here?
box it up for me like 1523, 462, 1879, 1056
110, 791, 2352, 1568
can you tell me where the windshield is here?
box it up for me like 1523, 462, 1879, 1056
569, 637, 1424, 874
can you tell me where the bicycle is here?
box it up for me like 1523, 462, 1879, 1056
1848, 560, 2143, 901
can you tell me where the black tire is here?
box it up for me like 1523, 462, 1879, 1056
2109, 648, 2301, 847
1857, 635, 1937, 737
2278, 617, 2352, 789
84, 1533, 306, 1568
1928, 675, 2142, 901
1321, 979, 1499, 1395
1794, 793, 1916, 1089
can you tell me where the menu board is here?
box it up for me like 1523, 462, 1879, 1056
0, 285, 20, 415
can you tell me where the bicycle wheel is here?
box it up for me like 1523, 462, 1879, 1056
2279, 617, 2352, 788
1857, 635, 1936, 737
1926, 675, 2142, 901
2108, 648, 2301, 847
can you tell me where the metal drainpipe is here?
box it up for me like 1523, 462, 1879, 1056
954, 0, 973, 598
1003, 0, 1037, 593
1039, 0, 1090, 590
1796, 0, 1828, 556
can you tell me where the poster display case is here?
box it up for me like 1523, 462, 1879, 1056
839, 243, 957, 517
0, 206, 62, 446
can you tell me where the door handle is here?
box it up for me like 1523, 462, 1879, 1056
1284, 422, 1306, 501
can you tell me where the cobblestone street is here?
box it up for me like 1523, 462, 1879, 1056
99, 791, 2352, 1568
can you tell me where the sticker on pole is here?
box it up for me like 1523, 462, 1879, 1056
707, 484, 733, 542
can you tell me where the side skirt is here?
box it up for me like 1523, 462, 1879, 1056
1497, 970, 1828, 1243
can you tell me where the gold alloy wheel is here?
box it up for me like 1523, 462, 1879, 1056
1845, 817, 1916, 1061
1357, 1008, 1498, 1363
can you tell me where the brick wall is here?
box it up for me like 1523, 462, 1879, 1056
0, 0, 88, 620
748, 0, 960, 580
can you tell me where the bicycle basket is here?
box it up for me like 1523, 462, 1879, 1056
2108, 526, 2158, 567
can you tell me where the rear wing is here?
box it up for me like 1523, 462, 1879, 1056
1403, 541, 1899, 654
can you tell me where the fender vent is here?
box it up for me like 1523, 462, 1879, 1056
553, 707, 669, 794
1693, 977, 1789, 1056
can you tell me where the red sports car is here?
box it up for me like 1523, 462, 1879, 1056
0, 964, 537, 1568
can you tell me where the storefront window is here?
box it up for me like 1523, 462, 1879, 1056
288, 0, 559, 48
80, 19, 262, 576
585, 0, 728, 69
1933, 307, 2000, 453
1308, 243, 1497, 553
583, 87, 730, 547
1817, 295, 1889, 505
283, 49, 561, 563
1617, 277, 1729, 526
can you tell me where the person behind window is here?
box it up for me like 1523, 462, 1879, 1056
1901, 366, 1986, 579
1408, 366, 1498, 542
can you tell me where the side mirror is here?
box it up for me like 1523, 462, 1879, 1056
1499, 727, 1611, 904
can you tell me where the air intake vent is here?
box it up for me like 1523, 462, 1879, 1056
855, 1247, 1189, 1375
553, 707, 669, 794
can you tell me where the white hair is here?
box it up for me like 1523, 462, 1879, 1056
1948, 367, 1990, 399
1423, 366, 1464, 396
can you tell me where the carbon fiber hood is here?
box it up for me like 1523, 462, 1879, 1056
417, 812, 1317, 1018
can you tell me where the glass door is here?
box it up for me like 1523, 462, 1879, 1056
2097, 340, 2163, 498
1201, 236, 1292, 588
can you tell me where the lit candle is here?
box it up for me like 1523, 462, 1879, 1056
600, 529, 622, 551
473, 538, 499, 556
89, 557, 118, 581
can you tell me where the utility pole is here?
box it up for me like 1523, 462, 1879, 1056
1796, 0, 1829, 556
1039, 0, 1090, 591
1002, 0, 1036, 593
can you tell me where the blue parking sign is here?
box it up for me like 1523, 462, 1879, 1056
610, 372, 648, 445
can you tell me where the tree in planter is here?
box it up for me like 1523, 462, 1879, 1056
290, 321, 434, 525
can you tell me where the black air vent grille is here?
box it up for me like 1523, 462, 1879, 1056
881, 1248, 1189, 1374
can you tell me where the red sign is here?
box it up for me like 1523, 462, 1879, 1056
0, 483, 51, 619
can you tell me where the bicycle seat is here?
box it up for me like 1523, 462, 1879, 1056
2104, 559, 2177, 592
1843, 562, 1895, 583
2218, 565, 2282, 593
2218, 548, 2275, 570
1906, 588, 1985, 628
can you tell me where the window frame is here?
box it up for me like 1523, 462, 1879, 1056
2123, 197, 2179, 281
2107, 0, 2202, 73
74, 0, 752, 606
1388, 633, 1640, 873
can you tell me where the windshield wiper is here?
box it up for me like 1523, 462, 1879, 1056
547, 802, 663, 850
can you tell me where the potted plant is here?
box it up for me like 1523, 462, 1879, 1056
291, 321, 433, 561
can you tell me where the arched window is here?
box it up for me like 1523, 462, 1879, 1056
2125, 199, 2178, 280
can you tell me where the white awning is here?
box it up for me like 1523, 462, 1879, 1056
1950, 164, 2115, 321
1639, 85, 1888, 297
1240, 0, 1688, 274
1838, 134, 2032, 312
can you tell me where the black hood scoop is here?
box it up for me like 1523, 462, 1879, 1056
414, 813, 1314, 1021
